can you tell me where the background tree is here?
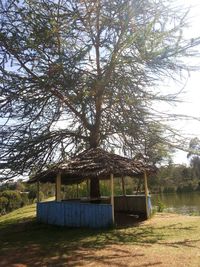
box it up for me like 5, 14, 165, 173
0, 0, 199, 197
187, 137, 200, 179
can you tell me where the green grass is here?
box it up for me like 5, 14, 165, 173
0, 203, 36, 226
0, 204, 200, 266
0, 203, 163, 250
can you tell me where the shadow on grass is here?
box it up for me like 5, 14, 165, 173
0, 216, 199, 267
159, 238, 200, 249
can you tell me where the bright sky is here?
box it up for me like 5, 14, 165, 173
170, 0, 200, 164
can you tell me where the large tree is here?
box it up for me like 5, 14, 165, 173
0, 0, 199, 196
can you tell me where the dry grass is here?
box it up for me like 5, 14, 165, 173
0, 205, 200, 267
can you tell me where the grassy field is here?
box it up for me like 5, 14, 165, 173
0, 203, 200, 267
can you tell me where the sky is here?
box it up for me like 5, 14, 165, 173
166, 0, 200, 164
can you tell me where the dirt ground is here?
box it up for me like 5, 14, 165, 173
1, 213, 200, 267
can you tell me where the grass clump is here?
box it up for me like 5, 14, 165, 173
157, 199, 165, 212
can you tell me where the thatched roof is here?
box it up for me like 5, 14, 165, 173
28, 148, 156, 185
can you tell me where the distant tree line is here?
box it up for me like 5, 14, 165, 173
149, 163, 200, 193
147, 137, 200, 193
0, 181, 55, 215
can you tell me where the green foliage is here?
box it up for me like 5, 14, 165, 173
28, 188, 37, 201
0, 180, 26, 192
177, 183, 194, 193
187, 137, 200, 179
0, 181, 53, 214
20, 193, 29, 206
100, 181, 111, 196
0, 190, 22, 213
0, 196, 8, 215
163, 187, 176, 193
157, 199, 165, 212
151, 163, 199, 193
27, 183, 54, 202
195, 182, 200, 191
0, 0, 199, 181
62, 183, 88, 199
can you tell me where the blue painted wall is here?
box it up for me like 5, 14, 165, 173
37, 201, 113, 228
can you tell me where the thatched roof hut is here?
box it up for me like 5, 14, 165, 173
29, 148, 156, 227
29, 147, 156, 184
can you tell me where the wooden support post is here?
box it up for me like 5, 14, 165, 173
37, 180, 40, 203
121, 176, 126, 196
56, 172, 61, 202
144, 171, 149, 219
110, 173, 115, 224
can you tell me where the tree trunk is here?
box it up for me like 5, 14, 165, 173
89, 128, 100, 149
90, 177, 100, 199
89, 128, 101, 199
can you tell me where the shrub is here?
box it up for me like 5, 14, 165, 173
28, 190, 44, 203
1, 190, 22, 212
157, 199, 165, 212
0, 196, 8, 215
28, 188, 37, 202
20, 193, 29, 206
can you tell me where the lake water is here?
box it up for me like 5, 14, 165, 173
152, 192, 200, 215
